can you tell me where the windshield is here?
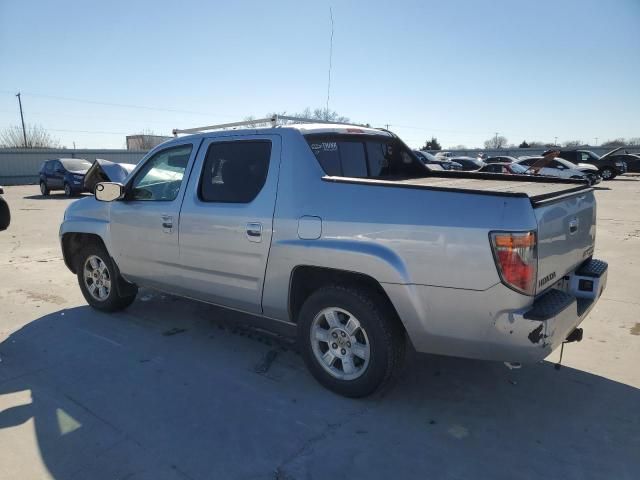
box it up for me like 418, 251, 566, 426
418, 151, 438, 162
557, 158, 579, 169
60, 158, 92, 171
509, 163, 528, 174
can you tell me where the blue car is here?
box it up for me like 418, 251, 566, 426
39, 158, 93, 197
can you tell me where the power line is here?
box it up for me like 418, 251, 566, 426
0, 90, 234, 118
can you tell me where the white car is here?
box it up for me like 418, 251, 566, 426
516, 157, 601, 185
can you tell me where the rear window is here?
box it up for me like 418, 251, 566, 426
306, 135, 424, 178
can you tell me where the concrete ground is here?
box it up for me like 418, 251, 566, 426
0, 182, 639, 480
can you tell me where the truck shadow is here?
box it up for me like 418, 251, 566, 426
1, 296, 638, 480
23, 193, 91, 200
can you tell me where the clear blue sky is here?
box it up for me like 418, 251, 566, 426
1, 0, 639, 149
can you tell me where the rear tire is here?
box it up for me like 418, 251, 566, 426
40, 181, 50, 196
298, 285, 405, 397
75, 242, 137, 312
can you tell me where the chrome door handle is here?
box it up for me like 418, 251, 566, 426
246, 222, 262, 242
162, 214, 173, 233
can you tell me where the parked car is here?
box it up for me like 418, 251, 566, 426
413, 150, 462, 170
83, 159, 136, 193
451, 156, 486, 171
517, 156, 601, 185
39, 158, 93, 197
60, 119, 607, 397
557, 147, 627, 180
605, 152, 640, 173
433, 151, 457, 160
479, 162, 530, 175
0, 186, 9, 231
485, 155, 518, 164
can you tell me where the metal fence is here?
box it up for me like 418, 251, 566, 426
0, 149, 148, 185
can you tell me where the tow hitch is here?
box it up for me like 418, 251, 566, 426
554, 327, 584, 370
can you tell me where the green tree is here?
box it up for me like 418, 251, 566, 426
422, 137, 442, 151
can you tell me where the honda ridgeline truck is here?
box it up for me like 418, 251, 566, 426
60, 118, 607, 397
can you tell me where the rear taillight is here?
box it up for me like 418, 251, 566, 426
490, 231, 537, 295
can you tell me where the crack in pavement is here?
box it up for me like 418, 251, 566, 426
273, 401, 379, 478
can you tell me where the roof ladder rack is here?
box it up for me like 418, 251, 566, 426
172, 115, 368, 136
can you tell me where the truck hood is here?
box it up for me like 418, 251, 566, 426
599, 146, 623, 160
83, 159, 136, 192
577, 163, 598, 171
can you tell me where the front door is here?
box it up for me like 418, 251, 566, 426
178, 134, 281, 314
109, 141, 200, 289
51, 160, 65, 188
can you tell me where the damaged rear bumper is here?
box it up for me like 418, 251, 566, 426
383, 259, 608, 363
495, 258, 608, 362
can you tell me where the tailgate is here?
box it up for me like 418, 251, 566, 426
534, 191, 596, 295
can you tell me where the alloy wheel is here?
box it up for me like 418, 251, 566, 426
310, 307, 371, 381
83, 255, 111, 301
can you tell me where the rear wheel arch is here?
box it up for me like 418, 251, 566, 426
288, 266, 404, 330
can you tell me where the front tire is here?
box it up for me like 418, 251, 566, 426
40, 181, 50, 196
75, 243, 137, 312
298, 285, 405, 397
600, 167, 615, 180
64, 183, 74, 197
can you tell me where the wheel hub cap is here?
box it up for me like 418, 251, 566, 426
310, 307, 371, 381
83, 255, 111, 301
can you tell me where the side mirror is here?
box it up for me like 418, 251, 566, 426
95, 182, 124, 202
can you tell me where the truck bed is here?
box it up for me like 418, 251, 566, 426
323, 172, 592, 206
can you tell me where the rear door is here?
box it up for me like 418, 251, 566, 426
177, 134, 281, 314
534, 191, 596, 294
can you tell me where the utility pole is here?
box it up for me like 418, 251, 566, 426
494, 132, 499, 148
16, 92, 27, 148
385, 123, 390, 130
554, 136, 558, 146
595, 137, 598, 146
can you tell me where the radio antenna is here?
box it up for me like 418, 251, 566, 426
325, 7, 334, 116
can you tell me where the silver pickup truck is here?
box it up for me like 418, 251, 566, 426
60, 120, 607, 397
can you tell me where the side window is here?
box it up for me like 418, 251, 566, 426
200, 141, 271, 203
44, 162, 53, 173
580, 152, 590, 163
129, 145, 192, 201
552, 160, 565, 169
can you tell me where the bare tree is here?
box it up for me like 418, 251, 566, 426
601, 138, 626, 148
266, 108, 350, 124
484, 135, 508, 149
627, 137, 640, 146
563, 140, 582, 147
0, 124, 60, 148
